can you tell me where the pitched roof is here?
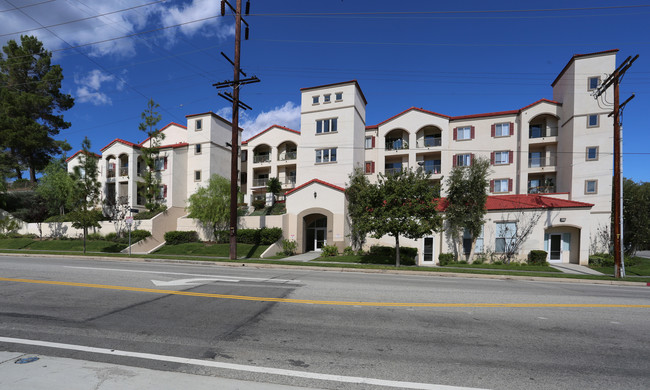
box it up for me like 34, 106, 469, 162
551, 49, 619, 87
159, 142, 189, 149
65, 150, 101, 163
139, 122, 187, 146
285, 179, 345, 196
185, 111, 244, 131
437, 194, 593, 212
100, 138, 140, 152
243, 125, 300, 144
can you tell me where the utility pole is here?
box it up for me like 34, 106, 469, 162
594, 54, 638, 278
214, 0, 259, 260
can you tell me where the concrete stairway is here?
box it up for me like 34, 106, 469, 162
123, 206, 187, 254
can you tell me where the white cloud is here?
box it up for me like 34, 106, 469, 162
160, 0, 234, 44
240, 101, 301, 140
74, 69, 120, 105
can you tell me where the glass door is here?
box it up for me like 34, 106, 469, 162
550, 234, 562, 262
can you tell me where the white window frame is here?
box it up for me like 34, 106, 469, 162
365, 136, 373, 149
493, 179, 509, 193
495, 123, 510, 137
195, 119, 202, 131
495, 222, 517, 253
587, 114, 599, 128
335, 92, 343, 101
494, 151, 509, 165
588, 76, 601, 91
463, 226, 484, 254
316, 118, 338, 134
315, 148, 337, 164
312, 96, 319, 104
456, 154, 471, 167
323, 94, 331, 103
154, 157, 165, 171
457, 126, 471, 141
585, 180, 598, 194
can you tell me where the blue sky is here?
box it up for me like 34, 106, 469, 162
2, 0, 649, 182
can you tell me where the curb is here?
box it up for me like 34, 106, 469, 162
0, 252, 646, 287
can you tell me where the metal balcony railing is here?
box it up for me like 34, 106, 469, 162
528, 185, 556, 194
284, 177, 297, 188
385, 140, 409, 151
253, 154, 271, 163
119, 167, 128, 176
279, 151, 297, 161
423, 164, 441, 175
385, 167, 403, 176
528, 156, 557, 168
107, 169, 115, 178
419, 138, 441, 148
253, 178, 268, 187
529, 127, 558, 139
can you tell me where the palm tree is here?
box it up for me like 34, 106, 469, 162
266, 177, 282, 205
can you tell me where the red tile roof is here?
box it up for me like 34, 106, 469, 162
243, 125, 300, 144
437, 194, 593, 212
159, 142, 189, 149
65, 150, 101, 163
551, 49, 619, 87
285, 179, 345, 196
451, 110, 519, 121
100, 138, 140, 152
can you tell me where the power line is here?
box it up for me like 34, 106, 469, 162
0, 0, 55, 13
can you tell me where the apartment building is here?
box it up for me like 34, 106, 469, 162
241, 50, 616, 264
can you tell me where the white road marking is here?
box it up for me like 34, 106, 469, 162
65, 266, 301, 284
537, 317, 548, 320
150, 278, 239, 287
0, 337, 488, 390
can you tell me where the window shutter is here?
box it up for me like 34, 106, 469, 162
470, 153, 475, 166
371, 161, 375, 173
508, 178, 513, 192
508, 151, 513, 164
452, 154, 457, 167
371, 136, 375, 148
470, 126, 475, 139
163, 157, 168, 170
491, 124, 496, 137
453, 128, 457, 141
544, 233, 549, 252
490, 152, 495, 165
510, 122, 515, 136
562, 233, 571, 251
490, 180, 495, 193
163, 184, 168, 198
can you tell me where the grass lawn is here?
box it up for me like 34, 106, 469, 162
440, 262, 561, 272
0, 238, 36, 249
590, 256, 650, 276
154, 242, 269, 258
314, 254, 417, 266
27, 240, 127, 253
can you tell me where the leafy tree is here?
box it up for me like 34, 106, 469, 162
36, 159, 76, 216
623, 178, 650, 255
137, 98, 164, 210
0, 35, 74, 182
70, 137, 101, 253
348, 168, 442, 266
266, 177, 282, 204
444, 157, 490, 261
187, 174, 231, 242
346, 168, 375, 251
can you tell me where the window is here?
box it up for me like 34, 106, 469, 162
456, 126, 472, 141
195, 119, 202, 131
529, 152, 542, 168
463, 226, 484, 254
385, 161, 402, 175
365, 136, 375, 149
335, 92, 343, 101
423, 159, 441, 174
529, 124, 541, 138
364, 161, 375, 174
194, 170, 201, 181
588, 76, 600, 91
312, 96, 319, 104
154, 157, 166, 171
494, 123, 510, 137
241, 150, 247, 162
157, 185, 167, 200
315, 148, 337, 163
491, 179, 511, 193
495, 222, 516, 253
493, 151, 510, 165
585, 180, 598, 194
316, 118, 338, 134
323, 94, 331, 103
586, 146, 599, 161
195, 143, 201, 154
588, 114, 599, 128
455, 154, 472, 167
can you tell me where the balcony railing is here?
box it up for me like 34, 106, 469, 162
423, 164, 441, 175
119, 167, 128, 176
278, 151, 297, 161
253, 178, 268, 187
386, 140, 409, 151
253, 154, 271, 163
528, 185, 556, 194
385, 167, 403, 176
528, 156, 556, 168
107, 169, 115, 178
283, 177, 297, 188
529, 127, 558, 139
418, 138, 442, 148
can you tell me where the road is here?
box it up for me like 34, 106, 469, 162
0, 255, 649, 389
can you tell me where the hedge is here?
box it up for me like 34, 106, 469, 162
527, 250, 548, 265
438, 253, 454, 266
164, 231, 199, 245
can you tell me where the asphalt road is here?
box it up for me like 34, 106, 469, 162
0, 255, 649, 390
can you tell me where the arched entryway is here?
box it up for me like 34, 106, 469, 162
304, 214, 327, 252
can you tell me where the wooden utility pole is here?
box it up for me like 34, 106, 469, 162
214, 0, 259, 260
594, 54, 638, 278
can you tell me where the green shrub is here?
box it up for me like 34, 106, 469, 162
260, 227, 282, 244
237, 228, 260, 244
458, 260, 468, 264
282, 239, 298, 256
492, 259, 504, 265
321, 245, 338, 257
130, 229, 151, 243
213, 230, 229, 244
589, 254, 614, 267
164, 230, 199, 245
528, 250, 548, 265
472, 255, 486, 265
252, 199, 266, 210
87, 233, 103, 241
44, 214, 70, 222
105, 232, 118, 241
343, 246, 355, 256
363, 245, 417, 266
438, 253, 454, 266
133, 206, 167, 220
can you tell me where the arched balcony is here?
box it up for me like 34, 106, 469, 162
118, 154, 129, 177
105, 156, 116, 179
385, 129, 410, 151
277, 141, 297, 162
529, 114, 559, 140
416, 126, 442, 148
253, 145, 271, 164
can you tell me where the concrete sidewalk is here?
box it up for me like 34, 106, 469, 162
550, 263, 605, 276
0, 351, 311, 390
279, 251, 322, 262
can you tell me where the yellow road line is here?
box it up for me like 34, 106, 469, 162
1, 277, 649, 308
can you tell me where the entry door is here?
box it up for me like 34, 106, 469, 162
314, 228, 326, 251
549, 234, 562, 262
423, 237, 434, 262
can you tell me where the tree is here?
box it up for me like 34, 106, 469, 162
495, 209, 542, 264
137, 98, 164, 210
266, 177, 282, 205
0, 35, 74, 182
36, 159, 76, 216
444, 157, 490, 261
70, 137, 101, 254
187, 174, 231, 242
347, 168, 442, 267
345, 168, 374, 251
623, 178, 650, 255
